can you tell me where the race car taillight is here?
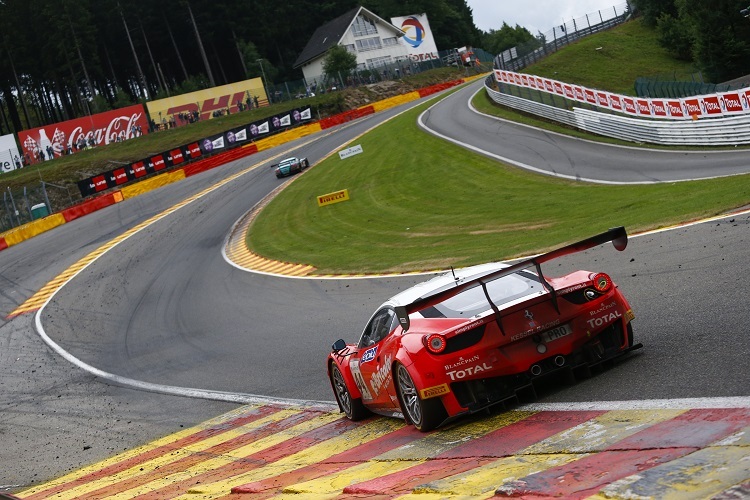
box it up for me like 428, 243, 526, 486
592, 273, 613, 293
424, 334, 447, 354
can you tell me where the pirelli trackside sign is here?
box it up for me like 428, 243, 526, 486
317, 189, 350, 207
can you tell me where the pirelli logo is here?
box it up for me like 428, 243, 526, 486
420, 383, 450, 399
317, 189, 350, 207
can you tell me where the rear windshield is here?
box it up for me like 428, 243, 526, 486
421, 271, 541, 319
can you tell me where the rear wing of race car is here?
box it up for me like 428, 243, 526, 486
394, 226, 628, 332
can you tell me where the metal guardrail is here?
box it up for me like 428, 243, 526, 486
484, 75, 750, 146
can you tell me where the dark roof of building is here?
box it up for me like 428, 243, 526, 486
293, 6, 403, 69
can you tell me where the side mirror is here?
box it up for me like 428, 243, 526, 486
332, 339, 347, 352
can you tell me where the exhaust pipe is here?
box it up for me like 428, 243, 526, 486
554, 355, 565, 367
530, 364, 542, 376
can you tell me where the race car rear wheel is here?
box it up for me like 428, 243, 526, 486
396, 363, 446, 432
330, 364, 369, 421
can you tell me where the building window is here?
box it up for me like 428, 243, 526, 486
366, 55, 393, 68
351, 15, 378, 37
356, 37, 382, 52
344, 44, 356, 54
382, 37, 399, 47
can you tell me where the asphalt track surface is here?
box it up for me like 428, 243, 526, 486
2, 79, 749, 495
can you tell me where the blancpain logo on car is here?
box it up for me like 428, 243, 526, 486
589, 301, 617, 317
444, 354, 480, 371
587, 310, 622, 328
446, 362, 493, 381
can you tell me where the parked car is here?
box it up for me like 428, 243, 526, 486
327, 227, 641, 431
273, 156, 309, 178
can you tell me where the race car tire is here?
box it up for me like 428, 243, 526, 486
395, 363, 446, 432
330, 364, 369, 421
626, 323, 634, 348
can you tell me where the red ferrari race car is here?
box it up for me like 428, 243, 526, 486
327, 227, 641, 431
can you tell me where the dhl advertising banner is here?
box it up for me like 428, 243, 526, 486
19, 105, 149, 161
391, 14, 439, 62
146, 78, 267, 126
495, 69, 749, 120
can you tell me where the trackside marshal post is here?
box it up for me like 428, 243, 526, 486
317, 189, 350, 207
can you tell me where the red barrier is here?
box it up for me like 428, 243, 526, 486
61, 192, 120, 222
182, 144, 258, 178
417, 79, 464, 98
0, 237, 7, 251
320, 105, 375, 130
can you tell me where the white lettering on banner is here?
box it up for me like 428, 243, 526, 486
494, 68, 750, 121
338, 144, 363, 159
69, 113, 142, 149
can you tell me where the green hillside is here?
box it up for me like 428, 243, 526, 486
522, 19, 696, 96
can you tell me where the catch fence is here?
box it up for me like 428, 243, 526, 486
494, 2, 633, 72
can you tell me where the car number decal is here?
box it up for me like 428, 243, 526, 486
349, 359, 373, 401
542, 324, 572, 343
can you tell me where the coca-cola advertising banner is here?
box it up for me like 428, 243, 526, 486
494, 69, 750, 120
19, 104, 149, 161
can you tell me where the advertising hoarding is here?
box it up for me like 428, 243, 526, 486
146, 78, 267, 127
0, 134, 22, 174
391, 14, 440, 62
18, 104, 149, 162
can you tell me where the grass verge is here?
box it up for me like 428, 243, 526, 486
246, 97, 750, 275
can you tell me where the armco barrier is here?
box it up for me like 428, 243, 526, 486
61, 191, 123, 223
484, 79, 750, 146
2, 213, 67, 247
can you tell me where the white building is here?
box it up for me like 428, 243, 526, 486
293, 6, 410, 84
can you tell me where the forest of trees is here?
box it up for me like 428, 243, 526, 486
0, 0, 482, 135
2, 0, 747, 138
631, 0, 750, 82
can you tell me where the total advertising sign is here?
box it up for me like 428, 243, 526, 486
391, 14, 440, 62
18, 105, 149, 160
146, 78, 267, 126
494, 69, 750, 120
